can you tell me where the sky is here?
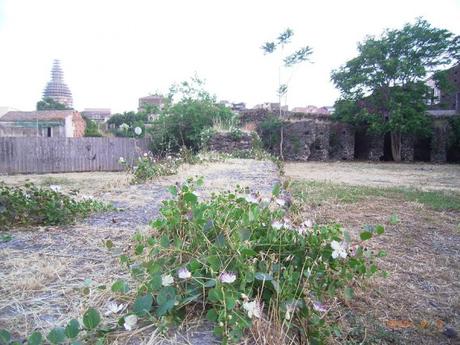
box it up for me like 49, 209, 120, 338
0, 0, 459, 113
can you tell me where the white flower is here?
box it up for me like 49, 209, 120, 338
271, 221, 284, 230
275, 198, 286, 207
161, 274, 174, 286
312, 301, 327, 313
245, 194, 259, 204
80, 194, 95, 201
167, 155, 172, 160
104, 301, 124, 316
219, 271, 236, 284
49, 185, 61, 192
243, 300, 262, 319
303, 219, 313, 228
331, 240, 348, 259
123, 315, 138, 331
143, 152, 148, 157
177, 267, 191, 279
119, 123, 129, 131
118, 157, 125, 164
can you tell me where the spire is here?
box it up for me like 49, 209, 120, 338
42, 59, 73, 108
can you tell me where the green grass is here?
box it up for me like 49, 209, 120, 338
289, 180, 460, 211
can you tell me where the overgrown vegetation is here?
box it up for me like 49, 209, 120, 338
107, 111, 148, 137
148, 77, 234, 155
0, 183, 110, 229
332, 18, 460, 161
289, 180, 460, 211
83, 117, 102, 137
36, 97, 71, 111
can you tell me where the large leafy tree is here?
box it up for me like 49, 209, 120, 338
331, 18, 460, 161
36, 97, 71, 110
149, 76, 234, 154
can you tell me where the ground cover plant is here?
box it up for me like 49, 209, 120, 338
0, 182, 110, 229
0, 177, 385, 344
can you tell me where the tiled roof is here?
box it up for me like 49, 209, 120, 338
0, 110, 75, 122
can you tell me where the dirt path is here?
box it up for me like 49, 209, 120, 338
285, 161, 460, 192
0, 159, 279, 344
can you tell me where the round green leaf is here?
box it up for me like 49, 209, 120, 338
47, 327, 66, 344
28, 331, 43, 345
0, 329, 11, 345
133, 294, 153, 316
83, 308, 101, 330
359, 231, 372, 241
65, 319, 80, 339
111, 279, 129, 294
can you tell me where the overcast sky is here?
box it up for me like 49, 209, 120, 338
0, 0, 459, 113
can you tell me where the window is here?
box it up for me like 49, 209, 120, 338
47, 127, 52, 137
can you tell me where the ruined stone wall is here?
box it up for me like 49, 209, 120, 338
401, 135, 415, 161
329, 123, 355, 160
431, 119, 449, 163
207, 132, 253, 153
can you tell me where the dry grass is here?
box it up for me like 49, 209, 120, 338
285, 161, 460, 192
288, 176, 460, 344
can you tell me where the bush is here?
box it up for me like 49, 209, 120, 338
258, 115, 282, 151
148, 77, 234, 155
107, 112, 148, 137
0, 183, 110, 229
122, 178, 384, 343
83, 117, 103, 137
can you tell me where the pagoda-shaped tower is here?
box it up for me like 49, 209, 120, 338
42, 60, 73, 108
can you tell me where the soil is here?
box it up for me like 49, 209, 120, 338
0, 159, 279, 344
285, 161, 460, 192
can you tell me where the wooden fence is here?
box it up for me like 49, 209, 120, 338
0, 137, 150, 174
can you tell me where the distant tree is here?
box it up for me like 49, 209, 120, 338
107, 111, 148, 137
83, 117, 103, 137
36, 97, 71, 110
149, 76, 234, 155
261, 28, 313, 116
331, 18, 460, 161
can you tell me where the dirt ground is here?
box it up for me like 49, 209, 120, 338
1, 160, 459, 344
286, 162, 460, 345
285, 161, 460, 192
0, 159, 279, 345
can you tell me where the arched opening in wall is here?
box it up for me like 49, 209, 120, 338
354, 130, 370, 160
447, 145, 460, 162
382, 132, 393, 161
414, 137, 431, 162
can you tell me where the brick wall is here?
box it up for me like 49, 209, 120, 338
72, 111, 86, 137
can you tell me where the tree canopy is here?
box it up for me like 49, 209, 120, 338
331, 18, 460, 161
36, 97, 71, 110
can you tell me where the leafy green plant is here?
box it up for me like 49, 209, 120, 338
0, 183, 110, 229
120, 178, 384, 343
83, 117, 103, 137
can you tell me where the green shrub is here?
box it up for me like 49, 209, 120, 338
258, 115, 282, 151
122, 178, 384, 343
148, 77, 234, 155
0, 183, 110, 229
83, 117, 103, 137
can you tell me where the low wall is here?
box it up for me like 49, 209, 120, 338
0, 137, 150, 174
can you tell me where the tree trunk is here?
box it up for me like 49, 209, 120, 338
390, 131, 401, 162
280, 126, 284, 161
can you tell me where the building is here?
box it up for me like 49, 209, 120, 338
0, 110, 85, 137
427, 63, 460, 113
42, 60, 73, 108
81, 108, 112, 123
291, 105, 330, 115
138, 95, 165, 112
0, 107, 19, 118
254, 102, 288, 112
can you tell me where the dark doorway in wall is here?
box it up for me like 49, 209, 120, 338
382, 132, 393, 161
47, 127, 52, 137
354, 130, 370, 160
447, 145, 460, 162
414, 137, 431, 162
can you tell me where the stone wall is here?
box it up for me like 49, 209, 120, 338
431, 119, 449, 163
329, 123, 354, 160
401, 135, 415, 161
207, 132, 253, 153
